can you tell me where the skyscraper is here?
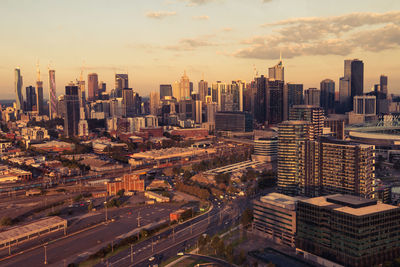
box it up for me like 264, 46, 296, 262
304, 88, 320, 107
198, 80, 208, 103
115, 74, 129, 90
64, 84, 80, 137
267, 79, 284, 124
179, 71, 190, 100
320, 79, 335, 114
48, 70, 57, 119
340, 59, 364, 112
88, 73, 98, 101
287, 83, 303, 107
150, 92, 160, 116
25, 86, 36, 112
160, 84, 172, 99
268, 55, 284, 81
14, 68, 23, 111
380, 75, 388, 97
172, 81, 180, 101
277, 120, 312, 196
122, 88, 134, 117
36, 67, 44, 115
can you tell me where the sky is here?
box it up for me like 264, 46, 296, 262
0, 0, 400, 99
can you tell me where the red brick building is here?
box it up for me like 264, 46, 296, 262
106, 173, 145, 195
171, 128, 208, 139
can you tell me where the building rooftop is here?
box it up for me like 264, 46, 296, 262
301, 194, 399, 216
259, 193, 306, 210
279, 120, 311, 125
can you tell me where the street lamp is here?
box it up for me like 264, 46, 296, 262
44, 245, 47, 265
104, 201, 108, 222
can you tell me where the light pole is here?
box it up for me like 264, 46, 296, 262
104, 201, 108, 222
130, 244, 134, 263
44, 245, 47, 265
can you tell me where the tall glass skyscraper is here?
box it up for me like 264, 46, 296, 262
14, 68, 23, 111
49, 70, 57, 119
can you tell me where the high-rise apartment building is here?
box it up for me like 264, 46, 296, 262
289, 105, 324, 138
297, 194, 400, 267
49, 69, 57, 119
160, 84, 172, 99
299, 138, 375, 198
14, 68, 23, 111
172, 81, 180, 101
325, 117, 345, 140
320, 79, 335, 114
64, 84, 80, 137
287, 83, 303, 107
198, 80, 208, 103
255, 76, 284, 125
277, 120, 312, 196
88, 73, 98, 101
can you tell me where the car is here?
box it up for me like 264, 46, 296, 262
177, 251, 184, 256
149, 256, 155, 262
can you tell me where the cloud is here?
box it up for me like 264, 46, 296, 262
193, 15, 209, 20
221, 27, 232, 32
165, 35, 217, 51
262, 0, 273, 2
234, 11, 400, 60
180, 0, 219, 6
146, 11, 177, 19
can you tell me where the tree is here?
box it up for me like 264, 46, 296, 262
211, 235, 220, 253
117, 189, 125, 198
0, 216, 13, 226
225, 243, 234, 262
241, 208, 253, 227
216, 239, 225, 256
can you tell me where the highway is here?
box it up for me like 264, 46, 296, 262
95, 199, 242, 267
0, 203, 181, 267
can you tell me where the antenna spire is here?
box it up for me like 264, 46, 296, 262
36, 60, 41, 81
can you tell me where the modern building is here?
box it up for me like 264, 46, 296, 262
286, 83, 303, 108
340, 59, 364, 112
304, 88, 320, 107
353, 95, 376, 116
88, 73, 99, 101
49, 69, 57, 119
255, 76, 284, 125
380, 74, 388, 97
253, 193, 304, 247
252, 138, 278, 162
64, 84, 80, 137
78, 107, 89, 137
339, 76, 351, 112
277, 120, 312, 196
320, 79, 335, 114
198, 80, 208, 103
149, 92, 160, 116
115, 74, 129, 97
160, 84, 172, 99
215, 112, 253, 132
289, 105, 324, 139
14, 68, 23, 111
144, 191, 170, 203
106, 173, 145, 195
296, 194, 400, 267
268, 56, 284, 81
25, 86, 36, 112
325, 117, 345, 140
179, 71, 190, 100
299, 137, 375, 198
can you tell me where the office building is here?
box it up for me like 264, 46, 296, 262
160, 84, 172, 99
179, 71, 190, 100
64, 84, 80, 137
49, 69, 57, 119
115, 74, 128, 98
277, 121, 312, 196
215, 112, 253, 132
78, 107, 89, 137
14, 68, 23, 111
287, 83, 303, 108
380, 75, 388, 97
35, 66, 44, 115
268, 55, 284, 81
289, 105, 324, 138
299, 138, 375, 198
122, 88, 134, 117
98, 81, 106, 94
320, 79, 335, 114
297, 194, 400, 267
195, 100, 202, 124
149, 92, 160, 116
253, 193, 303, 247
198, 80, 208, 103
353, 95, 376, 116
252, 138, 278, 162
88, 73, 98, 101
206, 102, 217, 132
304, 88, 320, 107
25, 86, 36, 112
255, 76, 284, 125
340, 59, 364, 112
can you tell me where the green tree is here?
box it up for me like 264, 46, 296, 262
211, 235, 220, 253
117, 189, 125, 198
225, 243, 234, 263
241, 208, 253, 227
0, 216, 13, 226
216, 239, 225, 256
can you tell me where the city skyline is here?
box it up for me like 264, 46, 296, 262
1, 1, 400, 99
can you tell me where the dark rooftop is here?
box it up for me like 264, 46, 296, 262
326, 194, 377, 209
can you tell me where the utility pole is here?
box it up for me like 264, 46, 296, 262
44, 245, 47, 265
8, 242, 11, 255
208, 212, 210, 224
111, 241, 114, 252
190, 222, 193, 234
137, 212, 141, 227
130, 244, 134, 263
104, 201, 108, 223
